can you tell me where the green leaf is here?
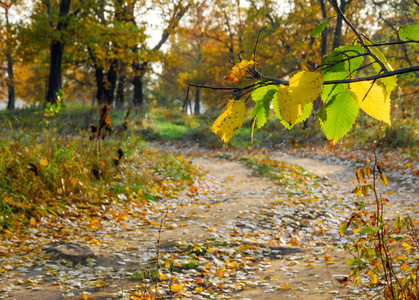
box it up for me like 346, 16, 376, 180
251, 84, 278, 102
320, 91, 359, 143
339, 222, 347, 235
312, 17, 331, 38
318, 105, 327, 123
399, 23, 419, 41
252, 98, 271, 129
363, 226, 377, 235
394, 216, 403, 229
321, 71, 349, 105
346, 259, 356, 266
379, 76, 397, 97
251, 84, 277, 129
322, 45, 364, 74
366, 40, 393, 72
364, 40, 397, 96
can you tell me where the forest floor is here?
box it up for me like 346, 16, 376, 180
1, 143, 418, 300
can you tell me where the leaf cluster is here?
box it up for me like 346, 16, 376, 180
207, 14, 419, 146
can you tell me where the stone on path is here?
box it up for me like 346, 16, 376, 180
42, 241, 96, 264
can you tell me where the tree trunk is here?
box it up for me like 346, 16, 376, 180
132, 74, 144, 106
332, 0, 350, 49
3, 5, 15, 110
95, 66, 105, 105
46, 0, 71, 104
46, 40, 65, 104
132, 61, 146, 106
116, 67, 126, 108
104, 60, 117, 105
319, 0, 328, 57
131, 2, 190, 106
194, 88, 200, 115
6, 47, 15, 111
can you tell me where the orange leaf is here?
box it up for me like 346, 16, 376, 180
278, 285, 291, 289
116, 213, 127, 221
226, 60, 255, 83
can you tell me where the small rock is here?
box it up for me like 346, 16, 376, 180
42, 242, 96, 265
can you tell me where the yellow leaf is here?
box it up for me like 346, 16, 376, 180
402, 242, 413, 253
350, 81, 391, 125
226, 60, 255, 83
30, 217, 36, 227
159, 272, 169, 280
211, 99, 247, 145
40, 158, 49, 166
79, 295, 90, 300
277, 86, 302, 125
195, 287, 203, 293
370, 273, 378, 284
171, 284, 183, 292
288, 71, 324, 105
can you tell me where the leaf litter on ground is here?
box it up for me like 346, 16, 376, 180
0, 143, 418, 299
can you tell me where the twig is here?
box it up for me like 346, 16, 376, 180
182, 85, 190, 112
186, 64, 419, 99
237, 50, 244, 62
253, 27, 266, 63
266, 66, 419, 85
372, 147, 396, 299
363, 40, 419, 47
331, 0, 389, 73
154, 209, 169, 300
187, 83, 255, 91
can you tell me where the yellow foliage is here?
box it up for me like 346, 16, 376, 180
170, 284, 183, 292
211, 99, 247, 145
276, 86, 302, 125
275, 71, 322, 126
226, 60, 255, 83
288, 71, 324, 105
350, 81, 391, 125
40, 158, 49, 166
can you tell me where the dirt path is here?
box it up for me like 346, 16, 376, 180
166, 156, 357, 300
1, 149, 418, 300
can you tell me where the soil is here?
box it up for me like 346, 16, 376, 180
1, 148, 418, 300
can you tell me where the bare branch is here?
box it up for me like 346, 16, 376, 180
266, 66, 419, 85
364, 40, 419, 47
331, 0, 389, 73
253, 27, 266, 63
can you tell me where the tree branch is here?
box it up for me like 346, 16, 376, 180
265, 66, 419, 85
188, 65, 419, 97
331, 0, 389, 73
